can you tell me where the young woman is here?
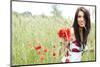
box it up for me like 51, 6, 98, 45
61, 7, 91, 62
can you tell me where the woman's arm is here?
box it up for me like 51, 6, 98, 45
70, 27, 76, 42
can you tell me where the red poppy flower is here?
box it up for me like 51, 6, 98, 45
57, 28, 67, 40
34, 45, 41, 51
39, 55, 45, 61
66, 28, 71, 42
58, 28, 70, 41
44, 48, 48, 53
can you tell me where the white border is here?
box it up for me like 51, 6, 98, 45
0, 0, 99, 67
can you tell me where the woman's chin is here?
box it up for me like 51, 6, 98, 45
79, 25, 84, 28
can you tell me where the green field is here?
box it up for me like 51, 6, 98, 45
12, 11, 96, 66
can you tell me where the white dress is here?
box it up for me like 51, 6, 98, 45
61, 40, 82, 62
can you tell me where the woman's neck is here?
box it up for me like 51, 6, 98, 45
79, 27, 83, 42
79, 27, 83, 31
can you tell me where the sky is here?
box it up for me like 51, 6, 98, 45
12, 1, 95, 22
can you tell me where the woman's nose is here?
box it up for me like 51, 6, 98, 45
80, 17, 84, 22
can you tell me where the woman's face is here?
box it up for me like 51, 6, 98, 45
77, 11, 86, 28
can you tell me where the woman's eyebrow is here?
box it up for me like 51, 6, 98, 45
78, 14, 84, 17
78, 15, 81, 17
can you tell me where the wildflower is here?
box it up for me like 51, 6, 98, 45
34, 45, 41, 51
39, 55, 45, 61
57, 28, 67, 40
53, 52, 56, 56
51, 51, 57, 57
43, 48, 48, 53
57, 28, 70, 41
66, 28, 71, 42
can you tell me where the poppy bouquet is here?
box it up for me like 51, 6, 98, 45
57, 28, 70, 42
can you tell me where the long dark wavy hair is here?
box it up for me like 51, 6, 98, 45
73, 7, 91, 49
